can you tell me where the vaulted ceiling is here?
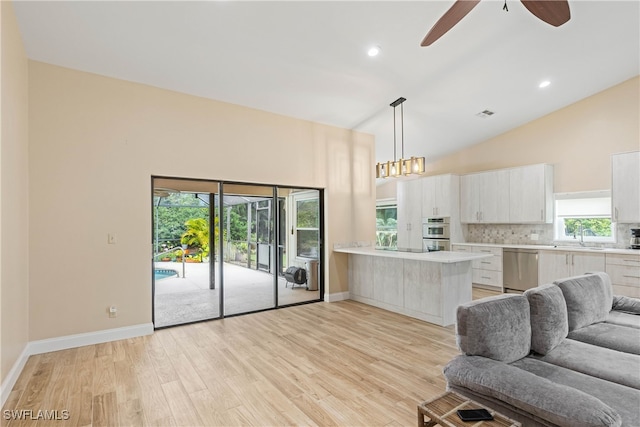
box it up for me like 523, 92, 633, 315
14, 1, 640, 167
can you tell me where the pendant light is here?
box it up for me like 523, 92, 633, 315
375, 97, 425, 179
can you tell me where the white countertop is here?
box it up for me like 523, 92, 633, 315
333, 247, 493, 263
451, 242, 640, 255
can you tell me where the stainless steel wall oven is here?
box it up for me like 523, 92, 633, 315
422, 217, 450, 252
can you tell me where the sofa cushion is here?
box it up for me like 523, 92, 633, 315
554, 272, 613, 331
607, 311, 640, 329
456, 294, 531, 363
567, 322, 640, 355
612, 295, 640, 315
532, 339, 640, 390
512, 357, 639, 427
444, 355, 622, 427
525, 284, 569, 355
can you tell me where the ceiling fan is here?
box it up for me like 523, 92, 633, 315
421, 0, 571, 47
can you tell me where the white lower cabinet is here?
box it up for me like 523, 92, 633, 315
452, 245, 503, 290
606, 253, 640, 297
538, 250, 605, 286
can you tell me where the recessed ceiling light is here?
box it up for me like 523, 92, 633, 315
539, 80, 551, 88
367, 45, 381, 57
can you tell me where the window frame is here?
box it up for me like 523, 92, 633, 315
553, 191, 616, 244
376, 199, 398, 250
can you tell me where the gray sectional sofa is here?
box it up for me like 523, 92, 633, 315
444, 272, 640, 427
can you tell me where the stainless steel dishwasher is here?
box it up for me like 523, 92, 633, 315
503, 248, 539, 293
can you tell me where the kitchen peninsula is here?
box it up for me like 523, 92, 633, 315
334, 247, 492, 326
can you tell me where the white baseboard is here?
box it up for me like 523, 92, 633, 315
0, 345, 30, 407
325, 291, 350, 302
28, 323, 154, 355
0, 323, 153, 407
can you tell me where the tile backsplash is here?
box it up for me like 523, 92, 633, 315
465, 223, 639, 249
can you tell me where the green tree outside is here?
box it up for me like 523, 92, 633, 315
564, 218, 612, 237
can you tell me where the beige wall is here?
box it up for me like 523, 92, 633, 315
1, 1, 30, 383
377, 76, 640, 199
28, 61, 375, 341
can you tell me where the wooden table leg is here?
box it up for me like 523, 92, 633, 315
418, 406, 437, 427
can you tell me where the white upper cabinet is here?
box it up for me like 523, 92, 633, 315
460, 174, 480, 223
612, 151, 640, 223
397, 174, 461, 250
460, 170, 509, 223
509, 164, 554, 224
461, 164, 553, 224
422, 174, 459, 218
397, 179, 423, 251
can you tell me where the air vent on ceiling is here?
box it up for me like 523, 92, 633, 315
475, 109, 495, 119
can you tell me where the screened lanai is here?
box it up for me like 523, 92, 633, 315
152, 178, 322, 328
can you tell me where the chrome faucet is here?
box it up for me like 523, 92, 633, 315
573, 220, 585, 246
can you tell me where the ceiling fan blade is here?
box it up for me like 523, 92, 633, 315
421, 0, 481, 47
520, 0, 570, 27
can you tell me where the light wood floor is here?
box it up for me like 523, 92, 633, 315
3, 289, 499, 426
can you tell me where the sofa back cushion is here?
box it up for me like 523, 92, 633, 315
524, 284, 569, 355
554, 272, 613, 331
456, 294, 531, 363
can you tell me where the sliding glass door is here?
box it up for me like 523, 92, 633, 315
221, 183, 277, 315
152, 179, 220, 327
152, 178, 323, 328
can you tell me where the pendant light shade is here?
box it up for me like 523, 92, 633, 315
375, 97, 425, 179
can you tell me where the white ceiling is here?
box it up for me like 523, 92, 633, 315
13, 1, 640, 168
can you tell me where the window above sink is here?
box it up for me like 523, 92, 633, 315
554, 191, 616, 245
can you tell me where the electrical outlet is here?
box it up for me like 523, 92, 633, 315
109, 305, 117, 318
531, 233, 539, 241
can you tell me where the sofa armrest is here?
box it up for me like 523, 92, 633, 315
444, 355, 621, 427
612, 295, 640, 314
